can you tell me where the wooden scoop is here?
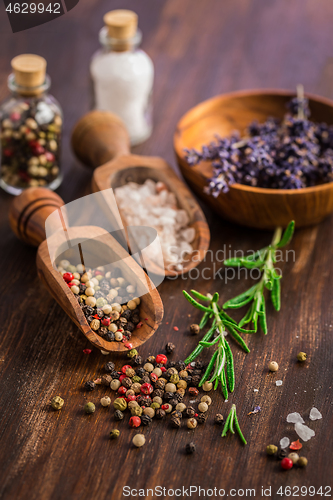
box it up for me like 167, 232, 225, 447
9, 187, 163, 353
71, 111, 210, 276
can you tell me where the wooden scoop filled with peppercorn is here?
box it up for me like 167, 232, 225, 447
71, 111, 210, 277
9, 187, 163, 353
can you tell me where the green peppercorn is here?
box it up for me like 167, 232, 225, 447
110, 429, 120, 439
151, 402, 160, 410
131, 406, 143, 416
170, 374, 180, 384
297, 457, 308, 467
51, 396, 64, 410
266, 444, 278, 455
297, 352, 307, 362
84, 402, 95, 414
113, 398, 127, 411
127, 348, 138, 359
132, 376, 141, 384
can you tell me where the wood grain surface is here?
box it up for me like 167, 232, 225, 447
0, 1, 333, 499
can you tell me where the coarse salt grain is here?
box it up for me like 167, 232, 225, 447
276, 380, 283, 386
309, 407, 322, 421
280, 437, 290, 449
115, 180, 195, 269
287, 412, 304, 424
294, 422, 315, 442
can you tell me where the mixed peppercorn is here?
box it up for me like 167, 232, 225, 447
0, 97, 61, 191
57, 260, 141, 344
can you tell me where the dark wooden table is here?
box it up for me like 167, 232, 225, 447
0, 1, 333, 499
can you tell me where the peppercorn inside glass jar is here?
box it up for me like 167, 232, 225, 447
0, 54, 63, 195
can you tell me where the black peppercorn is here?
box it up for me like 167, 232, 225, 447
121, 377, 132, 388
99, 327, 108, 337
121, 309, 132, 320
277, 448, 287, 460
94, 291, 105, 299
79, 284, 87, 294
189, 375, 201, 387
141, 415, 152, 426
141, 375, 151, 385
146, 356, 156, 364
155, 408, 166, 419
126, 322, 135, 332
194, 360, 204, 370
169, 398, 178, 408
196, 413, 207, 424
165, 342, 176, 354
84, 381, 95, 391
152, 389, 164, 399
132, 314, 140, 325
136, 367, 146, 378
104, 332, 115, 342
114, 410, 124, 421
163, 392, 174, 402
170, 416, 181, 429
110, 371, 120, 379
105, 361, 116, 372
130, 355, 142, 366
175, 361, 186, 371
186, 376, 192, 384
184, 406, 195, 418
174, 393, 183, 402
101, 374, 112, 386
185, 442, 196, 454
171, 410, 182, 419
214, 414, 224, 425
167, 361, 176, 368
192, 369, 202, 376
155, 379, 165, 390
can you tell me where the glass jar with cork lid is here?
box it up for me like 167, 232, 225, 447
90, 9, 154, 146
0, 54, 63, 195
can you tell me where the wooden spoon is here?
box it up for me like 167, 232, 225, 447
71, 110, 210, 276
9, 187, 164, 353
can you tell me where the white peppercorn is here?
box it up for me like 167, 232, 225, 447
143, 407, 155, 418
153, 396, 163, 405
115, 331, 123, 341
127, 300, 137, 310
110, 379, 121, 391
198, 402, 208, 413
153, 367, 162, 377
175, 403, 186, 412
268, 361, 279, 372
165, 383, 177, 393
108, 323, 117, 333
202, 381, 213, 392
102, 304, 112, 315
143, 363, 154, 372
200, 395, 212, 406
85, 296, 96, 307
132, 434, 145, 447
100, 396, 111, 407
187, 418, 197, 429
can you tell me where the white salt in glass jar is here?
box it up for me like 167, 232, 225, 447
90, 10, 154, 146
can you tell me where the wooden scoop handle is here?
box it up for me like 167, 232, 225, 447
71, 110, 131, 169
9, 187, 64, 246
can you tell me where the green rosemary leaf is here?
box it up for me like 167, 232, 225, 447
191, 289, 211, 302
229, 408, 235, 434
199, 311, 210, 329
223, 319, 255, 334
219, 308, 238, 325
225, 341, 235, 392
239, 302, 255, 328
223, 257, 243, 267
199, 337, 219, 347
259, 297, 267, 334
233, 406, 247, 445
221, 370, 228, 399
225, 324, 250, 353
183, 291, 212, 312
212, 292, 219, 302
271, 277, 281, 311
223, 284, 258, 309
239, 258, 265, 270
221, 410, 232, 437
199, 350, 218, 386
276, 220, 295, 248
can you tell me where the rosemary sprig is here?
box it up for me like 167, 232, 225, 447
223, 221, 295, 334
183, 290, 251, 400
222, 404, 247, 445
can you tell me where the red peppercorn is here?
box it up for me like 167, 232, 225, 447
126, 395, 136, 402
118, 386, 127, 395
150, 373, 158, 383
129, 416, 141, 428
160, 366, 166, 373
45, 151, 55, 162
119, 374, 126, 382
122, 365, 132, 374
155, 354, 167, 365
10, 112, 21, 121
101, 317, 110, 326
136, 322, 143, 329
189, 387, 199, 397
281, 458, 293, 470
63, 272, 74, 282
141, 383, 153, 395
67, 283, 75, 287
173, 326, 179, 331
124, 343, 133, 349
83, 349, 92, 354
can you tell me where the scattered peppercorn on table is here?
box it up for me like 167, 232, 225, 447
0, 1, 333, 499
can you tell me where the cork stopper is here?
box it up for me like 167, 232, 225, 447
11, 54, 47, 95
103, 10, 138, 40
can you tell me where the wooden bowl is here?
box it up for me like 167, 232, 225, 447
71, 111, 210, 276
174, 89, 333, 229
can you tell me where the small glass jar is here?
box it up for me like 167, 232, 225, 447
90, 10, 154, 146
0, 54, 62, 195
